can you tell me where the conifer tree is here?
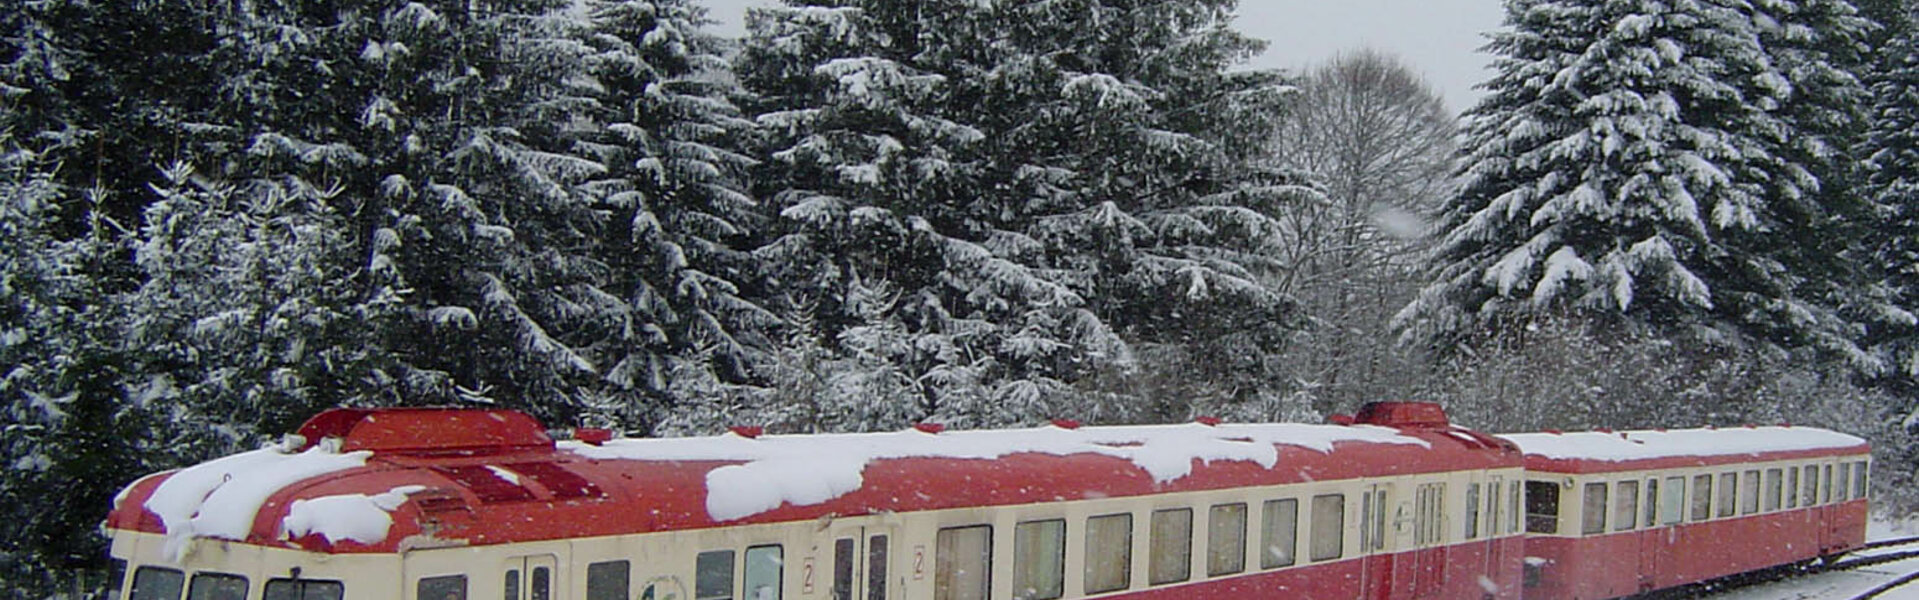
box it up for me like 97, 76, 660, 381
576, 0, 779, 431
1399, 0, 1882, 369
740, 0, 1306, 426
1863, 6, 1919, 382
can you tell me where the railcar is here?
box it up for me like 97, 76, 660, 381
104, 402, 1532, 600
1500, 426, 1871, 599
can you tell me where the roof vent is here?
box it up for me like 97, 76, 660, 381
728, 426, 765, 439
295, 407, 554, 454
575, 428, 614, 446
1050, 419, 1082, 430
1352, 402, 1450, 428
913, 423, 946, 435
1195, 416, 1223, 427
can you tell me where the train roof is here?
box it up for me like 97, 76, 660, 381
107, 403, 1519, 558
1499, 426, 1869, 474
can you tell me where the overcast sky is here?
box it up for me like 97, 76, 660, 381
695, 0, 1507, 113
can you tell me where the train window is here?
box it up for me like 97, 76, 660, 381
1716, 473, 1737, 518
1855, 461, 1869, 499
1581, 483, 1608, 534
1013, 519, 1065, 600
130, 567, 185, 600
186, 572, 248, 600
507, 571, 519, 600
263, 579, 345, 600
1261, 499, 1299, 569
1764, 469, 1784, 512
533, 566, 551, 600
1660, 477, 1685, 524
1150, 508, 1193, 584
588, 561, 630, 600
1643, 479, 1659, 527
868, 535, 889, 600
1465, 483, 1482, 540
1803, 466, 1819, 506
1488, 482, 1504, 536
1084, 514, 1133, 593
1823, 465, 1834, 504
1524, 481, 1559, 534
1613, 481, 1638, 531
1691, 475, 1712, 521
745, 545, 784, 600
1787, 467, 1801, 509
1837, 463, 1852, 502
1740, 470, 1761, 514
1510, 483, 1523, 534
835, 539, 857, 600
417, 575, 466, 600
696, 550, 735, 600
936, 527, 990, 600
1209, 503, 1248, 576
1310, 494, 1345, 562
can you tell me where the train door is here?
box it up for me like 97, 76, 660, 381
1481, 476, 1508, 595
820, 519, 897, 600
502, 554, 561, 600
1358, 483, 1406, 600
1637, 477, 1676, 592
1408, 482, 1447, 598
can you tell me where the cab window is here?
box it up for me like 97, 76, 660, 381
130, 567, 185, 600
1524, 481, 1559, 534
263, 579, 345, 600
588, 561, 629, 600
187, 572, 248, 600
696, 551, 735, 600
417, 575, 466, 600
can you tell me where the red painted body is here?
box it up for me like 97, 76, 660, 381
103, 404, 1872, 600
1517, 438, 1871, 600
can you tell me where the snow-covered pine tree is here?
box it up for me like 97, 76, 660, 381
576, 0, 780, 432
1399, 0, 1881, 369
0, 5, 176, 587
961, 0, 1309, 420
740, 0, 1307, 426
1862, 6, 1919, 383
741, 2, 1090, 428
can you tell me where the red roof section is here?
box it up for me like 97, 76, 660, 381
109, 407, 1523, 554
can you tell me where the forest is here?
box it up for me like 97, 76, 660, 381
5, 0, 1919, 594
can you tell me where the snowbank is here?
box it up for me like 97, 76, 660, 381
565, 422, 1429, 521
1500, 427, 1865, 461
142, 441, 370, 561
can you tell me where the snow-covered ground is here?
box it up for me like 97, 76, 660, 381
1704, 519, 1919, 599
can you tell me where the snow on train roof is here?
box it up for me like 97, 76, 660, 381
565, 422, 1433, 521
1498, 426, 1866, 462
142, 439, 375, 560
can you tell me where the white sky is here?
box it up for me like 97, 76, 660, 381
695, 0, 1507, 113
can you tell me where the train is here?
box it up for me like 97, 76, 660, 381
102, 402, 1870, 600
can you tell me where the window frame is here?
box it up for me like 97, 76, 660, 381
1083, 514, 1133, 595
1207, 503, 1248, 577
1013, 519, 1066, 600
1149, 508, 1194, 585
1524, 481, 1560, 534
1310, 494, 1346, 562
1260, 499, 1299, 569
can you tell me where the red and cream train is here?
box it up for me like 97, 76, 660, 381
103, 402, 1871, 600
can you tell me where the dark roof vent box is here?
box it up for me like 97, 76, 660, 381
295, 407, 555, 454
1352, 402, 1450, 429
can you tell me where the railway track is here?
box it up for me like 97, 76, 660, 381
1827, 536, 1919, 600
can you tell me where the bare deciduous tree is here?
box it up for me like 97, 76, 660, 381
1265, 49, 1458, 414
